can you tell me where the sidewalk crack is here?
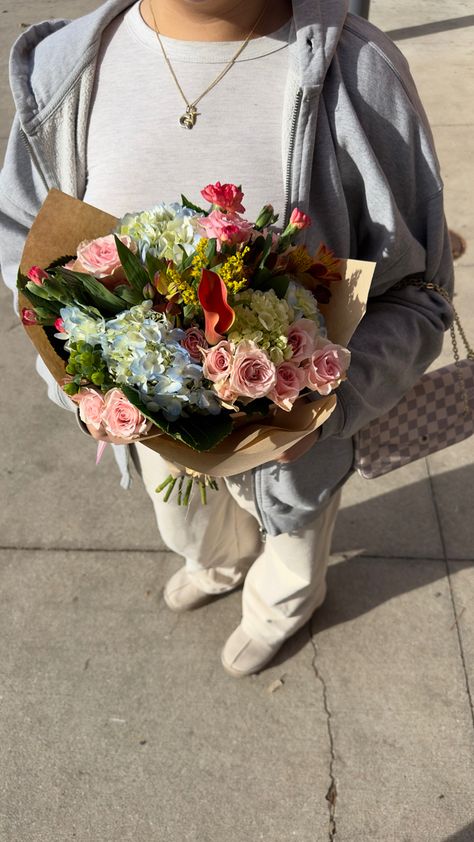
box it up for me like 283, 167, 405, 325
309, 622, 338, 841
426, 460, 474, 729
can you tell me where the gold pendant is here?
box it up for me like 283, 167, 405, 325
179, 105, 198, 129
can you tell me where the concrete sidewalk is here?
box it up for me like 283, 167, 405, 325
0, 1, 473, 840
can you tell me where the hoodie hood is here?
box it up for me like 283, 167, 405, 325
9, 0, 349, 133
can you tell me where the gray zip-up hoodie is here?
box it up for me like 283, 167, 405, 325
0, 0, 453, 535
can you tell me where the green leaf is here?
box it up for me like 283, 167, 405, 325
181, 194, 208, 216
145, 252, 165, 279
58, 269, 127, 314
113, 285, 142, 305
19, 287, 61, 316
259, 233, 276, 269
257, 273, 291, 299
121, 387, 233, 452
114, 236, 150, 295
205, 239, 217, 263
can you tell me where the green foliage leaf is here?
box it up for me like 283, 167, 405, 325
56, 268, 127, 314
113, 285, 142, 305
205, 239, 217, 263
114, 236, 150, 294
255, 272, 291, 298
181, 194, 208, 216
259, 233, 276, 269
121, 387, 233, 452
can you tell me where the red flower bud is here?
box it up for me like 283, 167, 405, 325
21, 308, 38, 326
27, 266, 48, 285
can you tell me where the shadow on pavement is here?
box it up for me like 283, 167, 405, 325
268, 462, 474, 671
386, 14, 474, 41
443, 823, 474, 842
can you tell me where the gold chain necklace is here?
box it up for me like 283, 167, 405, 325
148, 0, 270, 129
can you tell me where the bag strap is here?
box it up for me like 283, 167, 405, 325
392, 277, 474, 416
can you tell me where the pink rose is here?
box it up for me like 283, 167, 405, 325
202, 340, 234, 382
268, 362, 306, 411
214, 379, 239, 405
289, 208, 312, 230
201, 182, 245, 214
304, 338, 351, 395
181, 327, 208, 362
27, 266, 48, 286
228, 341, 276, 399
196, 211, 254, 250
102, 388, 151, 439
21, 308, 38, 326
71, 387, 105, 431
67, 235, 137, 288
287, 318, 319, 363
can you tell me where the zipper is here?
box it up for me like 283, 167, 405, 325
20, 128, 50, 194
282, 87, 303, 228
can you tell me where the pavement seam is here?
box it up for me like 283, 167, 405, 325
2, 546, 473, 564
309, 621, 338, 841
426, 459, 474, 729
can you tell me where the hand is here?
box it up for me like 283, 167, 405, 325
276, 429, 321, 464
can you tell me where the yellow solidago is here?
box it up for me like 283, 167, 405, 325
190, 238, 210, 282
166, 266, 197, 305
219, 246, 250, 294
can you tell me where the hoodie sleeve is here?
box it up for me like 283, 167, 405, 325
0, 114, 76, 413
316, 21, 454, 441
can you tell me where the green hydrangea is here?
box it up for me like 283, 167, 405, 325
229, 289, 295, 364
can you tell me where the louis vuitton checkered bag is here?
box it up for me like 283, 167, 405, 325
354, 281, 474, 479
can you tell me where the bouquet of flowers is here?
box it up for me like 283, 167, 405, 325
17, 184, 374, 500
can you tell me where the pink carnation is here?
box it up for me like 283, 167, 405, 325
228, 341, 276, 399
202, 340, 233, 383
66, 235, 136, 288
71, 387, 105, 431
287, 318, 319, 363
289, 208, 312, 230
181, 327, 208, 362
268, 362, 306, 411
201, 182, 245, 213
102, 388, 151, 440
304, 338, 351, 395
196, 211, 254, 250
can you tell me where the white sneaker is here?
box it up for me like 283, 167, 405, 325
221, 624, 282, 678
163, 567, 217, 613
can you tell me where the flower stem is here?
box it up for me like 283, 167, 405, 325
155, 474, 173, 494
163, 477, 177, 502
183, 478, 194, 506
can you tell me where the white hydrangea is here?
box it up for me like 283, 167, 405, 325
116, 203, 201, 264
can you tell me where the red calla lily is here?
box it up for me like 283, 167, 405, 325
198, 269, 235, 344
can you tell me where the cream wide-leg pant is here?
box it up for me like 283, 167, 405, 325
135, 443, 341, 646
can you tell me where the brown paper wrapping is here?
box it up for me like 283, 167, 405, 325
19, 190, 375, 477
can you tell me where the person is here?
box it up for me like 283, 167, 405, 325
0, 0, 453, 677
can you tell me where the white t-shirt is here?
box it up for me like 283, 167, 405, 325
84, 1, 294, 225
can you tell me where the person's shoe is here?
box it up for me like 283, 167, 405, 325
221, 624, 282, 678
163, 567, 218, 613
